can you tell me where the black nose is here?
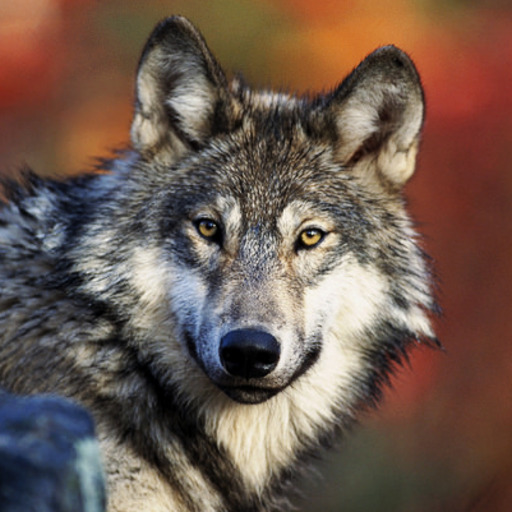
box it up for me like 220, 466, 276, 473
219, 329, 280, 379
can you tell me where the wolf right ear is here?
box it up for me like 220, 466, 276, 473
131, 16, 232, 162
325, 46, 425, 188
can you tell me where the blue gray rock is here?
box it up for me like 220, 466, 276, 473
0, 392, 106, 512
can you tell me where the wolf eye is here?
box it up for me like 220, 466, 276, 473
297, 228, 325, 250
195, 218, 221, 243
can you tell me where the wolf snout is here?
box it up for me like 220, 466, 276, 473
219, 329, 280, 379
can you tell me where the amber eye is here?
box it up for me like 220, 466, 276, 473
195, 218, 221, 242
298, 228, 325, 249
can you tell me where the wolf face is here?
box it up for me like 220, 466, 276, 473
69, 16, 436, 409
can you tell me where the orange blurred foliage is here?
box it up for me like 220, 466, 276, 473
273, 0, 430, 91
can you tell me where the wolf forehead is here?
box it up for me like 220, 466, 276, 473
163, 117, 352, 208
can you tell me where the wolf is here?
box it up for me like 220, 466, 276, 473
0, 15, 438, 512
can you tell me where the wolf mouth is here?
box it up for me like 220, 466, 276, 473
219, 384, 283, 404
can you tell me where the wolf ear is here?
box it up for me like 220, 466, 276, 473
326, 46, 425, 188
131, 16, 231, 162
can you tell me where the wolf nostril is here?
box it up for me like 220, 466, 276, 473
219, 329, 280, 379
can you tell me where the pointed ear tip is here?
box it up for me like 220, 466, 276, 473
161, 15, 197, 31
137, 16, 207, 79
361, 45, 423, 99
372, 44, 409, 56
144, 15, 199, 47
367, 45, 417, 70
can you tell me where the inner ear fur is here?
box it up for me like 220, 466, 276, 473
326, 46, 425, 188
130, 16, 233, 162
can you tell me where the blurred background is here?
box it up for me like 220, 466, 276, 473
1, 0, 511, 510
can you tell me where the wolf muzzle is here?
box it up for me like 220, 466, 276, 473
219, 329, 280, 379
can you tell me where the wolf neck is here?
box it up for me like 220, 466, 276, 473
198, 342, 356, 495
204, 394, 303, 493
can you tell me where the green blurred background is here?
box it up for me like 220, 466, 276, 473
1, 1, 511, 510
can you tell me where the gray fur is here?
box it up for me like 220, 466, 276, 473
0, 16, 437, 512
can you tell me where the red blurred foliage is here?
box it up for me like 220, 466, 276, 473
0, 2, 64, 107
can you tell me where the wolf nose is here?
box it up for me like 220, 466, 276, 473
219, 329, 280, 379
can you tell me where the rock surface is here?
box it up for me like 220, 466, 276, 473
0, 391, 106, 512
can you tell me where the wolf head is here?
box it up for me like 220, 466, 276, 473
70, 17, 436, 410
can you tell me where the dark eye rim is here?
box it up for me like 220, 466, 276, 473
296, 227, 327, 250
194, 217, 223, 244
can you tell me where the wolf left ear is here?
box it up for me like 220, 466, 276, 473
326, 46, 425, 188
131, 16, 232, 162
